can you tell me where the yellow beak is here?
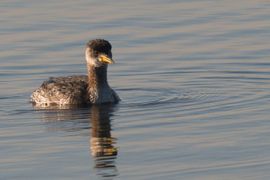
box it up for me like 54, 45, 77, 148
98, 54, 115, 64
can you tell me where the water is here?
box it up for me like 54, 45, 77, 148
1, 0, 270, 179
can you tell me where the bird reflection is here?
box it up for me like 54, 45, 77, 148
35, 104, 119, 179
90, 105, 118, 178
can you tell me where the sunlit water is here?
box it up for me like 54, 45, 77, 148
1, 0, 270, 179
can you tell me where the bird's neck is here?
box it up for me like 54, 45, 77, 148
87, 65, 110, 102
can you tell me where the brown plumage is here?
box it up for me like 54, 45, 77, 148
31, 39, 120, 107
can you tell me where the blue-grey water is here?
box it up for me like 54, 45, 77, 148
1, 0, 270, 179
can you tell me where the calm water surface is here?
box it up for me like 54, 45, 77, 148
1, 0, 270, 179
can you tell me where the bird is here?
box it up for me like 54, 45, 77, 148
31, 39, 120, 107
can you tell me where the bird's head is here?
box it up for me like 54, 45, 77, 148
85, 39, 115, 67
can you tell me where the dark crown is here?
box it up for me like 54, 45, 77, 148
87, 39, 112, 54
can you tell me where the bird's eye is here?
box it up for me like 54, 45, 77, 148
93, 51, 98, 57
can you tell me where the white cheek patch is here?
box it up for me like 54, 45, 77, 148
85, 50, 99, 67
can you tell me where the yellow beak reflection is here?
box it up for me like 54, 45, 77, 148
98, 54, 115, 64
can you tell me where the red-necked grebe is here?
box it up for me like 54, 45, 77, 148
31, 39, 120, 106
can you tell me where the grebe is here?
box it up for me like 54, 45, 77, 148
31, 39, 120, 106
